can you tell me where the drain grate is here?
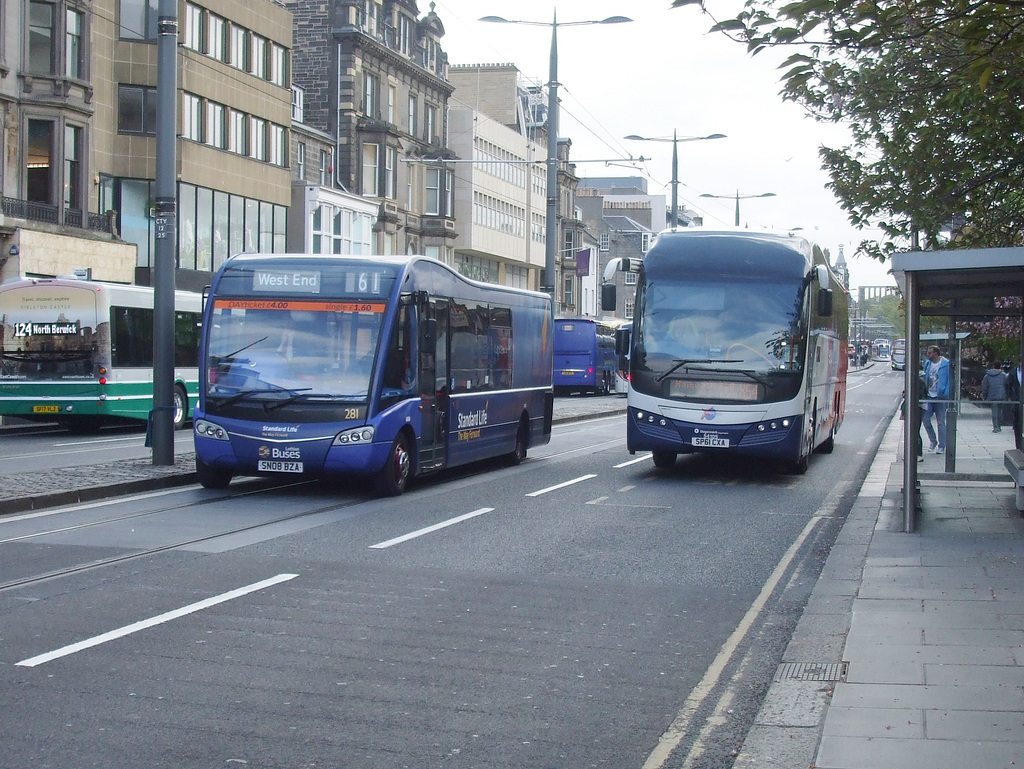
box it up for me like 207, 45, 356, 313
774, 662, 848, 682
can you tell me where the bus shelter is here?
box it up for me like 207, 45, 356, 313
891, 247, 1024, 532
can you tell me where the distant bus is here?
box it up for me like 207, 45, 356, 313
891, 338, 906, 370
873, 338, 891, 360
605, 229, 848, 473
194, 254, 554, 495
0, 276, 201, 431
553, 317, 617, 395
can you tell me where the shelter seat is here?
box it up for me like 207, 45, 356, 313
1004, 449, 1024, 511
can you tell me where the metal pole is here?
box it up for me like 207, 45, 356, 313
152, 0, 178, 466
904, 272, 920, 532
545, 12, 559, 316
670, 130, 678, 228
734, 190, 740, 227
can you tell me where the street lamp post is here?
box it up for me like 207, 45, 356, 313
700, 190, 777, 227
480, 12, 631, 315
624, 132, 725, 228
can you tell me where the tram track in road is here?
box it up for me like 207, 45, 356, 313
0, 482, 369, 594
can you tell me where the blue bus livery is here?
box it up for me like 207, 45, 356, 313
194, 254, 554, 495
553, 317, 617, 395
604, 229, 848, 473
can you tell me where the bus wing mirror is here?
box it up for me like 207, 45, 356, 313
420, 318, 437, 355
815, 264, 829, 286
615, 327, 631, 357
817, 288, 834, 317
601, 284, 617, 313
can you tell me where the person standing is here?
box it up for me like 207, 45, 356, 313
921, 345, 950, 453
982, 360, 1008, 433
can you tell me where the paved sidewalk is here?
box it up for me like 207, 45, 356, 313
0, 395, 627, 515
737, 408, 1024, 769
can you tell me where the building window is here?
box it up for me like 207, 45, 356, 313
271, 44, 287, 87
387, 84, 397, 123
624, 299, 635, 319
118, 85, 157, 135
296, 142, 305, 181
270, 124, 286, 167
397, 14, 412, 54
564, 276, 574, 308
63, 125, 82, 211
250, 34, 267, 79
29, 2, 55, 74
66, 8, 84, 78
408, 94, 417, 137
208, 14, 227, 61
599, 233, 610, 251
182, 93, 202, 141
641, 232, 652, 252
206, 102, 226, 149
320, 150, 330, 186
229, 23, 247, 70
292, 86, 304, 122
228, 109, 246, 154
362, 143, 379, 196
27, 119, 54, 204
625, 271, 638, 285
445, 170, 454, 217
385, 145, 397, 199
364, 73, 379, 119
425, 105, 437, 143
425, 168, 440, 215
250, 117, 267, 160
184, 2, 203, 51
119, 0, 158, 41
361, 0, 379, 35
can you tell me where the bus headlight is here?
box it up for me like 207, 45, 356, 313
195, 419, 229, 441
333, 426, 375, 446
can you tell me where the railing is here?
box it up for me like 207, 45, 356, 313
2, 196, 113, 234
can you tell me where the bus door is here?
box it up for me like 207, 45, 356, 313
417, 297, 449, 471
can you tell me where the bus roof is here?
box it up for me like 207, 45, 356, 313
643, 229, 819, 280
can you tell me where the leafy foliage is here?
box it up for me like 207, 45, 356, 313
672, 0, 1024, 260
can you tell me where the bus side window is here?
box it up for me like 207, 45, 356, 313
382, 304, 415, 393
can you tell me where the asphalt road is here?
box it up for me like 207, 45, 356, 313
0, 367, 901, 769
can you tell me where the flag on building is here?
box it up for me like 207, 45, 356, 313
576, 249, 591, 277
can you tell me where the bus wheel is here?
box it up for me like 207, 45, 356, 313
172, 385, 188, 430
508, 419, 529, 465
375, 434, 411, 496
652, 450, 676, 468
196, 456, 232, 489
788, 454, 809, 474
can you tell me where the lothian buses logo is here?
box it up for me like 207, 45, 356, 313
701, 408, 718, 421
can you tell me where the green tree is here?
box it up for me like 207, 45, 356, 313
672, 1, 1024, 260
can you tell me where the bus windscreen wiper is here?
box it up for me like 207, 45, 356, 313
655, 358, 740, 383
219, 336, 269, 361
212, 386, 311, 409
263, 390, 347, 411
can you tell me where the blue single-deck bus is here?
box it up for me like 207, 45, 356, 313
194, 254, 554, 495
604, 229, 848, 473
553, 317, 617, 395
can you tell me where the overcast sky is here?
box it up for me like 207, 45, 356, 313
429, 0, 898, 292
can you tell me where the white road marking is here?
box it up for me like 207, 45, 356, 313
15, 573, 299, 668
614, 454, 652, 468
369, 507, 494, 549
525, 474, 597, 497
641, 515, 825, 769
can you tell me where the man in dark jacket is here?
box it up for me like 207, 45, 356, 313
982, 361, 1008, 433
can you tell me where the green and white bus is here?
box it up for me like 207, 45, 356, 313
0, 276, 202, 432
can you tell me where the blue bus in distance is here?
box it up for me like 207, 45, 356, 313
194, 254, 554, 495
553, 317, 617, 395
